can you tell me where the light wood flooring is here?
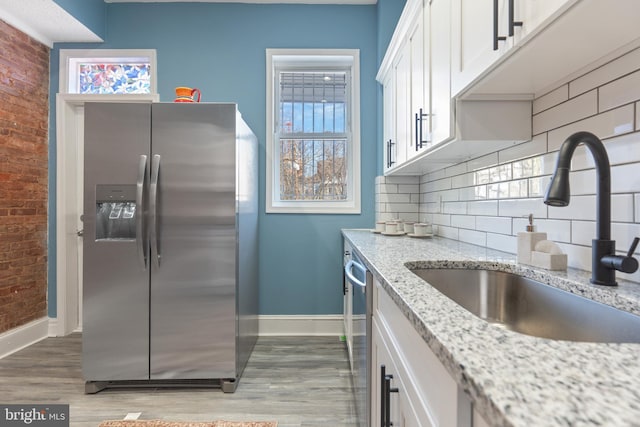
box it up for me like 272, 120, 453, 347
0, 334, 357, 427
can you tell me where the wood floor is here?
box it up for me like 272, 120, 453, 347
0, 334, 357, 427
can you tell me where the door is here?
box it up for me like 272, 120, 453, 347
393, 43, 410, 166
430, 0, 453, 146
149, 103, 237, 379
451, 0, 512, 95
82, 103, 151, 381
408, 5, 427, 160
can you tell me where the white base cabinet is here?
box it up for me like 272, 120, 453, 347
371, 278, 474, 427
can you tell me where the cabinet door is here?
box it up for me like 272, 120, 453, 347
451, 0, 512, 96
429, 0, 453, 146
511, 0, 575, 44
382, 71, 395, 172
393, 42, 411, 166
407, 5, 427, 161
372, 319, 430, 427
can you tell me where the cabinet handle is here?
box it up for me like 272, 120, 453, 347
386, 139, 395, 168
493, 0, 507, 50
508, 0, 523, 36
380, 365, 399, 427
416, 108, 430, 150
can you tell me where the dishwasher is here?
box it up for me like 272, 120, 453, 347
344, 246, 372, 427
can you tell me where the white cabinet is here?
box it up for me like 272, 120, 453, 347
393, 41, 411, 167
429, 0, 453, 146
451, 0, 513, 96
511, 0, 575, 44
372, 319, 428, 427
371, 277, 472, 427
451, 0, 575, 96
382, 71, 395, 171
408, 4, 428, 161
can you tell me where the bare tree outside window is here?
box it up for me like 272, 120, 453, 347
278, 71, 349, 201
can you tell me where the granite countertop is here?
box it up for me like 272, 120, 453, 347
342, 229, 640, 427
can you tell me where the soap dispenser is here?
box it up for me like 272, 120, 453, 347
517, 214, 547, 265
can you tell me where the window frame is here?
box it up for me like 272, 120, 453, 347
59, 49, 157, 95
266, 48, 361, 214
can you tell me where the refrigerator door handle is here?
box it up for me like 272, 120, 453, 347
150, 154, 161, 268
136, 154, 148, 270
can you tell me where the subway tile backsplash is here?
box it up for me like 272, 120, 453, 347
375, 46, 640, 283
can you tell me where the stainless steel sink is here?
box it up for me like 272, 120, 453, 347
411, 268, 640, 343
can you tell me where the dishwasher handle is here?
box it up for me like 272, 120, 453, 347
345, 259, 366, 288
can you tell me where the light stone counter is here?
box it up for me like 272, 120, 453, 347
342, 229, 640, 427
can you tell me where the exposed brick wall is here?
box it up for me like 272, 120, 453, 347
0, 20, 49, 333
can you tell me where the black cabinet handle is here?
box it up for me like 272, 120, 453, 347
414, 112, 420, 152
493, 0, 507, 50
380, 365, 386, 427
380, 364, 399, 427
386, 139, 395, 168
508, 0, 523, 36
416, 108, 430, 150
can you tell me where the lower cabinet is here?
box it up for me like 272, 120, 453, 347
371, 277, 479, 427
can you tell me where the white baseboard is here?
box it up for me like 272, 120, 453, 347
258, 314, 345, 337
48, 317, 59, 337
0, 317, 49, 359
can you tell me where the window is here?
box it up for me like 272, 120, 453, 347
59, 49, 157, 95
266, 49, 361, 214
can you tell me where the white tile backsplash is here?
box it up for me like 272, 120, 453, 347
475, 216, 512, 235
611, 163, 640, 193
451, 214, 476, 230
459, 229, 487, 247
569, 46, 640, 97
486, 233, 517, 253
467, 200, 498, 216
611, 194, 635, 222
499, 135, 548, 164
499, 198, 547, 218
547, 104, 635, 151
533, 90, 598, 134
599, 69, 640, 112
375, 47, 640, 282
533, 84, 569, 114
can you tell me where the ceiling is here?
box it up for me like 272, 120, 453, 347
104, 0, 376, 3
0, 0, 375, 48
0, 0, 101, 47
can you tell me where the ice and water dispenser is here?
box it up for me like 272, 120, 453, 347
95, 185, 138, 240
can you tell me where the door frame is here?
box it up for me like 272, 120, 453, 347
54, 93, 158, 337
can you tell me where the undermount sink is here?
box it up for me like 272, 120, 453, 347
410, 268, 640, 343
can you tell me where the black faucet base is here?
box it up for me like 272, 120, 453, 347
591, 239, 617, 286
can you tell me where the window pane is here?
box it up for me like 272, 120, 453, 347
78, 63, 151, 94
279, 71, 347, 135
279, 138, 347, 201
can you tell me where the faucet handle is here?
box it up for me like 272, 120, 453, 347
627, 237, 639, 257
601, 238, 639, 275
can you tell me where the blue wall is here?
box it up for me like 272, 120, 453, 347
48, 2, 380, 316
53, 0, 106, 40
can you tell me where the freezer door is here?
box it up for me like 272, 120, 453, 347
82, 103, 151, 381
149, 103, 237, 379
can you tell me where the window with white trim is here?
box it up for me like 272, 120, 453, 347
266, 49, 361, 214
59, 49, 157, 95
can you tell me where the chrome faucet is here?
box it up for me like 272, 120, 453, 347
544, 131, 639, 286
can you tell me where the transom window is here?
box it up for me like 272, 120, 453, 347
266, 49, 361, 214
59, 49, 157, 95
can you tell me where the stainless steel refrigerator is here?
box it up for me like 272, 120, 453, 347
82, 102, 258, 394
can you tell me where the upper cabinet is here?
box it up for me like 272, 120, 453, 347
451, 0, 574, 96
460, 0, 640, 97
378, 0, 640, 175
